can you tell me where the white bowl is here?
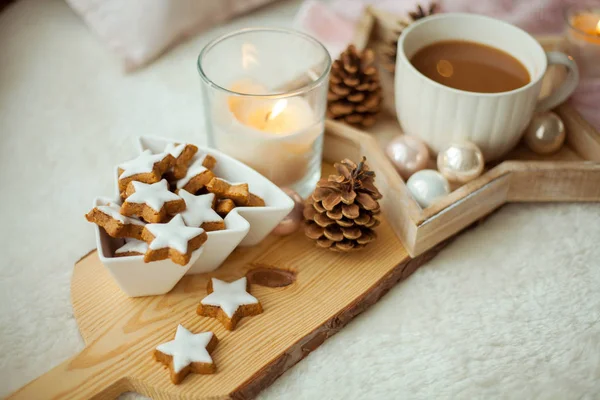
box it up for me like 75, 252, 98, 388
93, 197, 204, 297
101, 136, 294, 283
111, 163, 251, 276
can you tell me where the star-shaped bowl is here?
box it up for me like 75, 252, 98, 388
94, 136, 295, 297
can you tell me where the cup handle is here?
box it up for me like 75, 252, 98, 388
535, 51, 580, 113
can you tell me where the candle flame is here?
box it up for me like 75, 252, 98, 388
596, 20, 600, 35
267, 99, 288, 121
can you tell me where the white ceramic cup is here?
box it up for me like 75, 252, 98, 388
395, 13, 579, 161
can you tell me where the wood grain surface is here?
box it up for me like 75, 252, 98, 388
9, 213, 446, 399
8, 106, 450, 400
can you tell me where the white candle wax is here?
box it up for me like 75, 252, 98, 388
213, 81, 323, 187
235, 97, 314, 134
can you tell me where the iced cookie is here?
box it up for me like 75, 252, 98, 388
179, 190, 225, 232
118, 150, 174, 193
154, 324, 218, 385
206, 178, 265, 207
246, 193, 266, 207
85, 200, 145, 240
141, 214, 207, 266
114, 238, 148, 257
121, 180, 185, 223
197, 277, 263, 331
198, 153, 217, 170
164, 143, 198, 180
215, 198, 236, 218
176, 157, 215, 194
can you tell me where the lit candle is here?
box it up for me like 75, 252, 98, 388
213, 80, 322, 189
198, 28, 331, 197
570, 13, 600, 43
237, 98, 314, 134
565, 6, 600, 78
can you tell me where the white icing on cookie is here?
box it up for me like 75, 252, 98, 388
213, 178, 245, 186
176, 155, 208, 189
115, 238, 148, 255
118, 149, 170, 179
97, 200, 145, 226
200, 277, 258, 318
164, 142, 187, 159
156, 325, 214, 373
125, 180, 182, 212
178, 191, 223, 228
145, 214, 205, 254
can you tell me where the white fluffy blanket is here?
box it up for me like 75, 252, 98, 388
1, 0, 599, 398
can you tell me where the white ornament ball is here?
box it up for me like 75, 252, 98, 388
406, 169, 451, 208
437, 141, 485, 184
385, 135, 430, 180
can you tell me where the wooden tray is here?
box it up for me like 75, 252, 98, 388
9, 129, 448, 399
339, 8, 600, 257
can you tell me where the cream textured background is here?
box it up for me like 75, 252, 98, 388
1, 0, 599, 398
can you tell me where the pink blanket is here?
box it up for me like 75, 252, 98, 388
295, 0, 599, 130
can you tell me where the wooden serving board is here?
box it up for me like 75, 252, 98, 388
10, 120, 449, 400
10, 215, 445, 399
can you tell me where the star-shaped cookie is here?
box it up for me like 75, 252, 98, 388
197, 277, 263, 330
114, 238, 148, 257
117, 150, 174, 193
85, 200, 145, 240
121, 180, 185, 223
176, 156, 215, 193
215, 198, 236, 217
142, 214, 207, 266
179, 190, 225, 231
164, 142, 198, 180
206, 178, 265, 207
154, 324, 218, 384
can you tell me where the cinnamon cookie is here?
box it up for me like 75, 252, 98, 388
215, 198, 236, 218
206, 178, 265, 207
114, 238, 148, 257
86, 200, 145, 240
197, 277, 263, 330
141, 214, 207, 266
164, 142, 198, 180
179, 190, 225, 232
118, 150, 174, 193
121, 180, 185, 223
154, 324, 218, 384
176, 157, 215, 194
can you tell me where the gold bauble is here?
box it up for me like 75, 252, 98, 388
524, 112, 566, 155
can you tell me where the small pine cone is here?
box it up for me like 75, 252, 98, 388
327, 45, 382, 128
304, 157, 382, 252
380, 2, 439, 74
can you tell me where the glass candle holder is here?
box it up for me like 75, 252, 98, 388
564, 2, 600, 79
198, 28, 331, 198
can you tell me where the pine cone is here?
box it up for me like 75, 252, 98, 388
327, 45, 382, 128
304, 157, 383, 252
381, 2, 439, 73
